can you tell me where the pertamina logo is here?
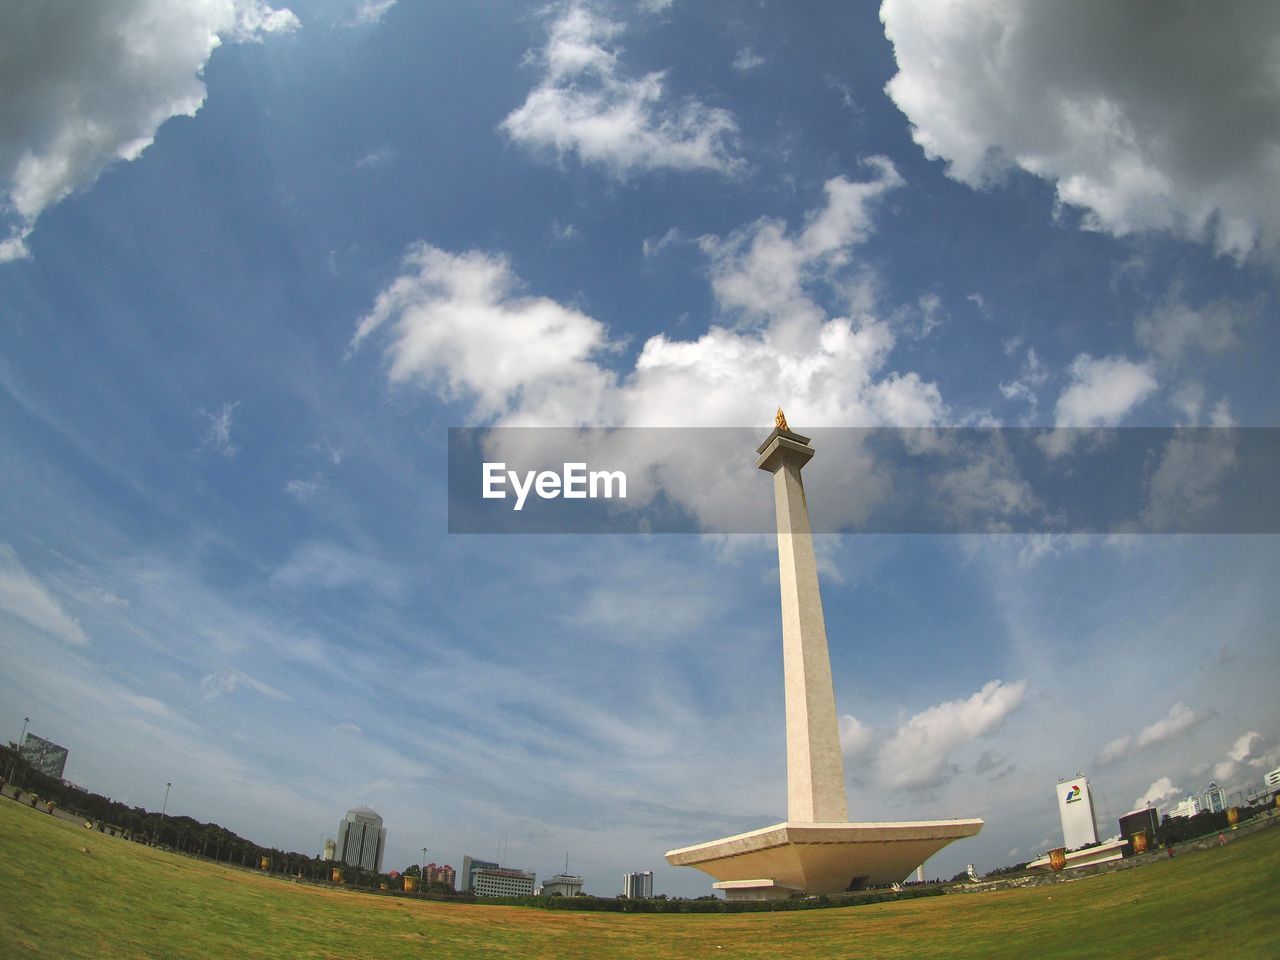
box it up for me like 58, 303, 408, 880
1064, 784, 1082, 803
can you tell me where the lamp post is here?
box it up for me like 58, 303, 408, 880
8, 716, 30, 786
154, 781, 171, 846
422, 847, 428, 892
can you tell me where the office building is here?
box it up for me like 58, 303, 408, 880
1201, 781, 1227, 814
1056, 775, 1099, 850
471, 866, 535, 898
460, 855, 499, 892
20, 733, 69, 779
540, 873, 583, 897
1118, 806, 1159, 848
1265, 766, 1280, 792
336, 806, 386, 873
622, 870, 654, 898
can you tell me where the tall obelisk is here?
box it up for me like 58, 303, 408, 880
755, 409, 848, 823
665, 412, 982, 899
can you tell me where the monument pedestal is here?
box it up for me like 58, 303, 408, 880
667, 819, 984, 899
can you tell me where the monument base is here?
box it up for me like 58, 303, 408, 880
665, 819, 984, 898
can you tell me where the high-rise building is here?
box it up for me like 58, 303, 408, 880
622, 870, 653, 898
322, 838, 336, 861
1056, 775, 1099, 850
540, 874, 583, 897
20, 733, 68, 779
460, 855, 498, 892
471, 866, 535, 898
1265, 767, 1280, 792
336, 807, 386, 873
1201, 781, 1227, 814
423, 863, 456, 890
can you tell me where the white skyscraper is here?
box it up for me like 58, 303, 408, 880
1056, 775, 1099, 850
622, 870, 653, 898
336, 806, 386, 873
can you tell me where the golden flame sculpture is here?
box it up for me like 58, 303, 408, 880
775, 407, 790, 432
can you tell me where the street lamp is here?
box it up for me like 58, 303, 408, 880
154, 782, 171, 846
8, 716, 30, 786
422, 847, 428, 892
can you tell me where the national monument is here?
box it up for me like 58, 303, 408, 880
665, 412, 983, 899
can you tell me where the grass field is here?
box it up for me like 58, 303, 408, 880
2, 798, 1277, 959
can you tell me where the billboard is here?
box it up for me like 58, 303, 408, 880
1056, 776, 1099, 850
20, 733, 69, 779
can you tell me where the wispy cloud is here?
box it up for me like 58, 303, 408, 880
200, 669, 292, 702
198, 401, 241, 458
0, 544, 88, 646
1097, 702, 1211, 765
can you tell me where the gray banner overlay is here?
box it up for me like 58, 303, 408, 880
447, 427, 1280, 534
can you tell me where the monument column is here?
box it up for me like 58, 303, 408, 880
755, 411, 848, 823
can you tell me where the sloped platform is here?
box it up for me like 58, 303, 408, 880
665, 819, 984, 898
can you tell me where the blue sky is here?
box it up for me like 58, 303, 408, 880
2, 0, 1278, 896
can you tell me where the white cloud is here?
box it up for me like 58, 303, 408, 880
355, 146, 395, 169
1053, 354, 1157, 428
284, 475, 324, 503
877, 679, 1026, 789
999, 347, 1049, 417
357, 160, 940, 430
198, 401, 241, 458
354, 163, 946, 530
1212, 730, 1268, 784
501, 3, 740, 178
351, 243, 618, 422
200, 669, 291, 702
881, 0, 1280, 260
1098, 702, 1210, 764
1134, 776, 1179, 811
839, 714, 875, 758
0, 0, 298, 261
350, 0, 396, 26
1135, 289, 1254, 367
0, 544, 88, 646
732, 47, 765, 72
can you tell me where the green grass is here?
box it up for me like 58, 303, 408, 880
2, 799, 1278, 959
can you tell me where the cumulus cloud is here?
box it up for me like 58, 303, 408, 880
881, 0, 1280, 260
353, 162, 952, 530
0, 0, 299, 262
1134, 776, 1179, 811
1212, 730, 1271, 784
839, 714, 875, 758
501, 3, 740, 178
356, 159, 940, 431
351, 244, 619, 423
0, 544, 88, 646
877, 679, 1026, 789
1098, 702, 1210, 765
1053, 354, 1157, 428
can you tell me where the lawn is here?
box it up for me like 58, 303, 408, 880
2, 798, 1276, 959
